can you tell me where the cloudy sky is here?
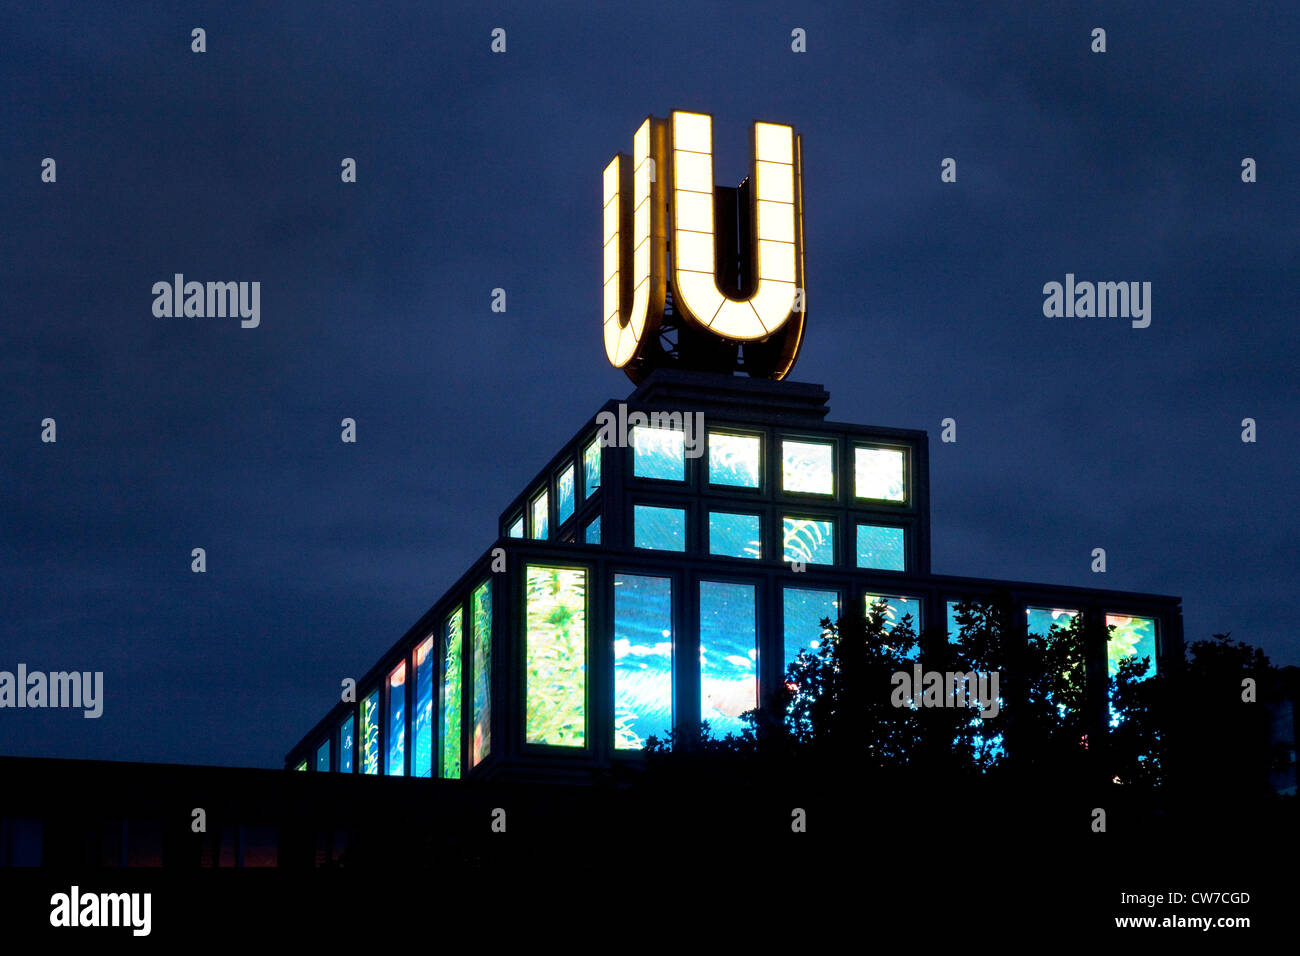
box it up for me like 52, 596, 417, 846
3, 0, 1296, 767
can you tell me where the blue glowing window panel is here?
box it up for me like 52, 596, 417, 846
855, 445, 906, 502
585, 516, 601, 545
1107, 614, 1158, 728
864, 593, 922, 660
530, 491, 548, 540
508, 515, 524, 539
413, 636, 434, 778
783, 587, 839, 669
633, 426, 685, 481
360, 690, 379, 775
315, 740, 330, 773
471, 581, 492, 767
709, 512, 761, 559
387, 661, 406, 776
946, 601, 961, 643
856, 524, 905, 571
1027, 606, 1078, 638
557, 463, 576, 525
783, 517, 834, 565
338, 715, 354, 773
781, 439, 833, 495
441, 608, 463, 778
708, 432, 761, 488
613, 574, 674, 751
583, 437, 601, 497
699, 581, 757, 738
634, 505, 685, 551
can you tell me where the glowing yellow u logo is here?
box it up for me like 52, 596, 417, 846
602, 111, 806, 381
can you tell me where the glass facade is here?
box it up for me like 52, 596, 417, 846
855, 445, 905, 502
585, 516, 601, 544
781, 439, 833, 495
508, 515, 524, 538
338, 715, 354, 773
413, 636, 434, 778
634, 504, 686, 551
530, 491, 549, 540
387, 662, 406, 776
613, 573, 674, 750
525, 565, 587, 747
699, 581, 757, 738
709, 511, 761, 559
783, 587, 838, 668
856, 523, 905, 571
557, 462, 576, 525
471, 580, 492, 767
442, 608, 463, 778
360, 690, 379, 775
708, 432, 761, 488
864, 593, 922, 659
633, 425, 685, 481
583, 437, 601, 497
315, 739, 330, 773
783, 516, 834, 565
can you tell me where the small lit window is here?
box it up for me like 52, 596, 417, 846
781, 439, 834, 495
585, 516, 601, 544
530, 490, 549, 540
583, 437, 602, 497
360, 690, 379, 775
856, 524, 904, 571
556, 463, 576, 524
855, 446, 906, 502
783, 587, 839, 669
338, 715, 354, 773
783, 516, 834, 565
413, 636, 434, 777
315, 739, 330, 773
387, 662, 406, 776
634, 505, 686, 551
633, 426, 685, 481
508, 514, 524, 539
442, 608, 464, 779
709, 432, 761, 488
708, 512, 761, 559
864, 594, 922, 659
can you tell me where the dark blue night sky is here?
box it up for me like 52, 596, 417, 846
3, 1, 1297, 767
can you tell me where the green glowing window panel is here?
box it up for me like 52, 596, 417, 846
441, 608, 463, 779
386, 661, 406, 776
338, 715, 354, 773
585, 516, 601, 545
525, 565, 587, 747
613, 573, 674, 751
864, 594, 922, 660
781, 439, 833, 495
557, 462, 576, 525
530, 491, 548, 540
295, 761, 307, 772
360, 689, 379, 775
471, 580, 492, 767
315, 740, 330, 773
583, 437, 602, 497
783, 516, 834, 565
855, 445, 906, 502
700, 581, 757, 738
709, 512, 761, 559
634, 504, 685, 551
783, 587, 839, 668
633, 426, 685, 481
412, 636, 434, 778
708, 432, 761, 488
508, 514, 524, 539
856, 524, 905, 570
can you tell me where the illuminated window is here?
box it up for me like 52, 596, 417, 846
633, 425, 685, 481
525, 565, 587, 747
315, 740, 330, 773
508, 515, 524, 539
583, 437, 602, 497
634, 504, 685, 551
585, 516, 601, 544
471, 580, 492, 767
412, 636, 434, 778
855, 445, 905, 502
530, 491, 548, 540
864, 593, 922, 659
557, 462, 576, 525
1027, 606, 1078, 638
783, 587, 838, 668
709, 432, 761, 488
360, 689, 379, 775
700, 581, 757, 738
295, 761, 306, 772
709, 512, 761, 559
613, 574, 673, 750
387, 662, 406, 776
338, 715, 354, 773
783, 516, 834, 565
856, 524, 904, 571
946, 601, 962, 643
1107, 613, 1157, 728
781, 439, 833, 495
441, 608, 463, 778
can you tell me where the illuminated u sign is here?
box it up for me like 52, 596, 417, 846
602, 110, 806, 382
